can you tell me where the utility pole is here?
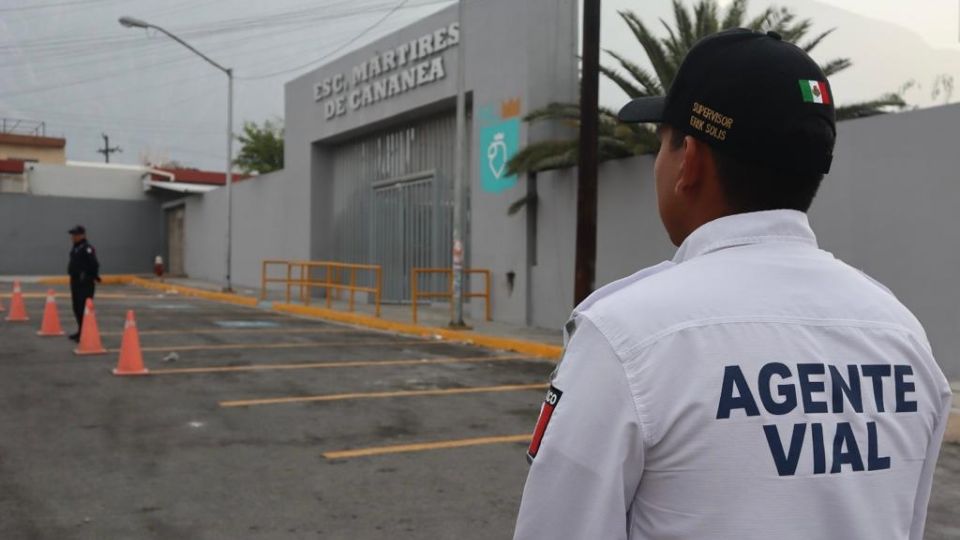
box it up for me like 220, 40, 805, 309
450, 0, 467, 328
97, 133, 122, 163
224, 69, 234, 292
573, 0, 601, 305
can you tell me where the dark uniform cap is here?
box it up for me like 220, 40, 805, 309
68, 225, 86, 234
618, 28, 836, 174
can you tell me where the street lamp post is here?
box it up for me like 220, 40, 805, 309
119, 16, 234, 292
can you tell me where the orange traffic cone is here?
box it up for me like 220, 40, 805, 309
36, 289, 65, 336
73, 298, 106, 355
113, 310, 148, 376
5, 280, 29, 322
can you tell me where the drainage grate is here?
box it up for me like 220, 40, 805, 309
213, 320, 281, 329
148, 304, 197, 310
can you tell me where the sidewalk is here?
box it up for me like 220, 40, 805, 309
162, 277, 563, 348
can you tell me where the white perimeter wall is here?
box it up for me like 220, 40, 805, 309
27, 163, 147, 200
529, 103, 960, 378
183, 170, 304, 290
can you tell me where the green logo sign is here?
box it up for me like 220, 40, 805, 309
480, 117, 520, 194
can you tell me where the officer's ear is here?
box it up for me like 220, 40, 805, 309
676, 135, 707, 197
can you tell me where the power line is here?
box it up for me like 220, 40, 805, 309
0, 0, 449, 85
0, 10, 368, 73
238, 0, 413, 80
233, 0, 452, 80
12, 113, 223, 135
2, 62, 200, 99
2, 0, 450, 152
0, 0, 117, 13
7, 68, 223, 114
2, 0, 448, 98
0, 0, 399, 54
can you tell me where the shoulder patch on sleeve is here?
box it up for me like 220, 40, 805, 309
526, 385, 563, 463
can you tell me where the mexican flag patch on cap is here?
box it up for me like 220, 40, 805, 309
799, 79, 831, 104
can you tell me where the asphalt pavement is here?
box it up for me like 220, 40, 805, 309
0, 283, 551, 539
0, 282, 957, 539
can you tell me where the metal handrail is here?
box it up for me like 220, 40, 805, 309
411, 267, 491, 324
261, 260, 382, 317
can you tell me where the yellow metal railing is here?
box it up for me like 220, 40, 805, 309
261, 260, 382, 317
411, 267, 491, 324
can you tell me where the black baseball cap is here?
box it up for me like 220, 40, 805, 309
68, 225, 85, 234
619, 28, 836, 174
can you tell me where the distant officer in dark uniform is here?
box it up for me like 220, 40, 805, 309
67, 225, 101, 341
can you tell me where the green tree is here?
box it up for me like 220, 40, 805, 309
507, 0, 905, 175
234, 119, 284, 174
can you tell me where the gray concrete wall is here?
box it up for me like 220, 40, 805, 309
179, 101, 960, 379
182, 193, 226, 286
0, 193, 163, 275
27, 163, 147, 200
529, 156, 675, 330
466, 0, 579, 325
528, 169, 576, 330
529, 104, 960, 378
231, 171, 303, 289
811, 104, 960, 378
182, 171, 301, 290
284, 0, 579, 315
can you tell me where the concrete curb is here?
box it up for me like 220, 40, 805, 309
24, 275, 563, 360
34, 274, 136, 286
30, 275, 259, 307
272, 303, 562, 361
126, 277, 259, 307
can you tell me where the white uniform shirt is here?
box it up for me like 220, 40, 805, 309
514, 210, 952, 540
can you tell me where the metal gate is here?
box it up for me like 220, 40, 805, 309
326, 110, 464, 303
372, 172, 448, 302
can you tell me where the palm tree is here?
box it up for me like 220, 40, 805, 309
506, 0, 905, 175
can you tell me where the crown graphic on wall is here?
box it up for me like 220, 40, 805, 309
500, 98, 521, 119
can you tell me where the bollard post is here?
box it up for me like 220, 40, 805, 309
411, 269, 419, 324
349, 268, 356, 312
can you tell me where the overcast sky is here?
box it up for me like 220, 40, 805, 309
812, 0, 959, 49
1, 0, 956, 170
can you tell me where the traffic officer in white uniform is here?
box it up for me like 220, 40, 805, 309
514, 28, 951, 540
